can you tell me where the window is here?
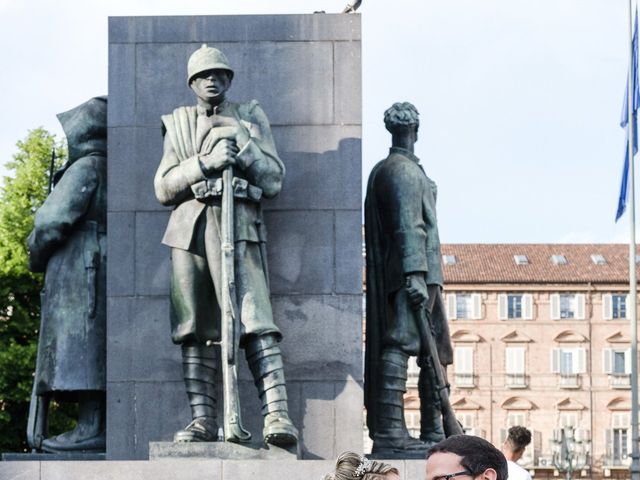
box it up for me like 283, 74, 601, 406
507, 412, 526, 428
407, 356, 420, 387
559, 412, 578, 429
550, 293, 585, 320
551, 254, 568, 265
447, 293, 482, 320
405, 409, 420, 437
498, 294, 533, 320
505, 347, 526, 388
551, 348, 586, 388
454, 346, 474, 387
591, 254, 607, 265
603, 348, 631, 388
442, 254, 456, 265
613, 295, 627, 319
608, 413, 631, 466
456, 294, 472, 319
514, 255, 529, 265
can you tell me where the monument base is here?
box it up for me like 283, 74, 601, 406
149, 441, 300, 460
1, 452, 105, 461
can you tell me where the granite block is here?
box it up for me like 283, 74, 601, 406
271, 295, 362, 381
135, 211, 171, 296
106, 212, 135, 296
106, 297, 135, 382
106, 381, 136, 460
134, 381, 191, 459
108, 43, 136, 127
135, 41, 334, 127
0, 461, 39, 480
334, 379, 365, 454
299, 381, 336, 459
268, 128, 362, 211
334, 40, 362, 125
108, 126, 165, 212
149, 441, 298, 460
109, 14, 361, 44
264, 210, 334, 295
223, 459, 334, 480
335, 210, 363, 294
41, 460, 222, 480
406, 459, 427, 480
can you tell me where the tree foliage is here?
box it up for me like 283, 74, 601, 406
0, 128, 71, 452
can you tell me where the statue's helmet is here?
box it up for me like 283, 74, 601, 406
187, 44, 234, 85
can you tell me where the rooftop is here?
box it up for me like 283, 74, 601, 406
441, 244, 638, 284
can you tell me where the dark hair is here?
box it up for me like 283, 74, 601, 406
323, 451, 399, 480
506, 426, 532, 452
427, 435, 508, 480
383, 102, 419, 133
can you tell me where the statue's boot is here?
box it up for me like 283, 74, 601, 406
418, 366, 445, 445
174, 343, 219, 442
246, 334, 298, 446
41, 392, 105, 453
372, 349, 428, 455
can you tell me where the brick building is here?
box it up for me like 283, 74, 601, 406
403, 244, 637, 480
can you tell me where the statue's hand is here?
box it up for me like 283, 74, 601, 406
200, 126, 238, 155
406, 272, 428, 307
199, 139, 238, 174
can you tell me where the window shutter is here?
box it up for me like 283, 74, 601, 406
550, 294, 560, 320
472, 294, 482, 319
455, 347, 473, 374
602, 294, 613, 320
447, 293, 457, 320
498, 294, 507, 320
551, 348, 560, 373
605, 429, 612, 459
576, 348, 587, 374
627, 294, 631, 319
603, 348, 613, 374
625, 348, 632, 374
523, 294, 533, 320
506, 347, 525, 374
576, 294, 586, 320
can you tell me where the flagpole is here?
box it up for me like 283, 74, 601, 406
628, 1, 640, 479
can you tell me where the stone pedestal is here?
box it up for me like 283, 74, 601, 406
107, 13, 362, 460
149, 441, 299, 460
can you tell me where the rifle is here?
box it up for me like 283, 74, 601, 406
27, 149, 56, 451
219, 166, 251, 443
408, 278, 463, 437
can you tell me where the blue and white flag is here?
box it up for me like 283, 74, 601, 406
617, 8, 640, 222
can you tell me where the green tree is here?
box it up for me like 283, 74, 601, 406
0, 128, 71, 452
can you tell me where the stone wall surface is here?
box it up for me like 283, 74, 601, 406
0, 459, 425, 480
107, 14, 362, 460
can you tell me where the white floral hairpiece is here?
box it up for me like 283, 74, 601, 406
354, 455, 373, 477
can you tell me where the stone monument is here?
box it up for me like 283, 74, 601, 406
364, 102, 462, 458
26, 96, 108, 454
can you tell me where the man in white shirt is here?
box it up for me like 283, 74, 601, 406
502, 426, 533, 480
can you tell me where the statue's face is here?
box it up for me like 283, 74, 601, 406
190, 69, 231, 103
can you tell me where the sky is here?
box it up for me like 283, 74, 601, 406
0, 0, 634, 244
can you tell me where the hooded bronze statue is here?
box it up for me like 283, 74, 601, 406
27, 96, 107, 453
365, 102, 458, 458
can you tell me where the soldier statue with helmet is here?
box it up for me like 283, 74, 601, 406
154, 44, 298, 446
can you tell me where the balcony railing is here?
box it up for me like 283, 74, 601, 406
454, 373, 475, 388
557, 374, 581, 389
610, 373, 631, 389
505, 373, 527, 388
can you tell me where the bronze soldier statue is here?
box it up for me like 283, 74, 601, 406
365, 102, 461, 458
27, 97, 107, 453
154, 45, 298, 446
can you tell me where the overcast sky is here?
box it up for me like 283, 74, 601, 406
0, 0, 634, 243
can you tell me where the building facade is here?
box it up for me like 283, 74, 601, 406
404, 244, 637, 480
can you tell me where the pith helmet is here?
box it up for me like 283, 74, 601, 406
187, 44, 234, 85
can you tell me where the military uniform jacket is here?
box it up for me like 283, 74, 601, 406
28, 154, 107, 395
155, 100, 285, 251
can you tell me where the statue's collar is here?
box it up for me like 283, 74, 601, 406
389, 146, 420, 164
196, 100, 229, 117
